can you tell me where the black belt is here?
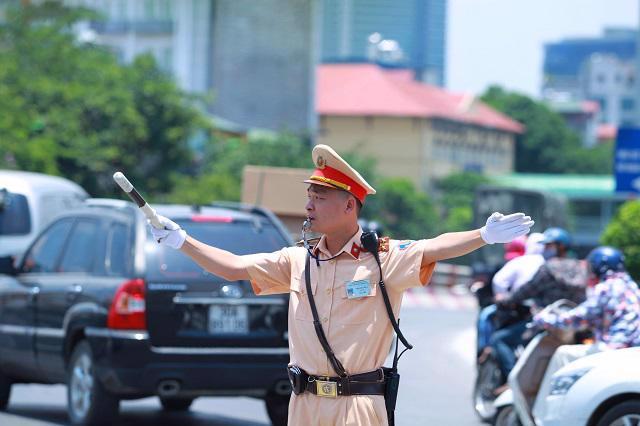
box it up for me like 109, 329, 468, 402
304, 369, 386, 397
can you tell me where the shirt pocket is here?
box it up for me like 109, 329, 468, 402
290, 274, 317, 322
334, 279, 379, 325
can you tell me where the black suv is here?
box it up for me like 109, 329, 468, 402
0, 199, 292, 425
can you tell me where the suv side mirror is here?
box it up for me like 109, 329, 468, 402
0, 256, 16, 276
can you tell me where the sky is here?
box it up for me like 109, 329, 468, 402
447, 0, 639, 98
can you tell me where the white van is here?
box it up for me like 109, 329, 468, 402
0, 170, 88, 258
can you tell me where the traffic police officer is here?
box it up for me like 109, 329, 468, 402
151, 144, 534, 425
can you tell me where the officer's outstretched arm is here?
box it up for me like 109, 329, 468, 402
149, 215, 251, 281
181, 236, 251, 281
422, 212, 533, 264
422, 230, 485, 263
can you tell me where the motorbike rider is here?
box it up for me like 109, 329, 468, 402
531, 246, 640, 424
480, 234, 545, 379
492, 233, 545, 299
490, 228, 587, 384
475, 235, 530, 353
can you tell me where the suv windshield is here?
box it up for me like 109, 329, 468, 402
0, 190, 31, 236
146, 219, 289, 281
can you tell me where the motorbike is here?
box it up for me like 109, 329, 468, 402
492, 300, 580, 426
472, 301, 532, 422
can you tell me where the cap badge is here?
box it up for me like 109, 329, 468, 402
316, 156, 326, 169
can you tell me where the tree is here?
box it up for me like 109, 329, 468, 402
601, 200, 640, 280
433, 172, 491, 232
163, 134, 312, 204
363, 178, 439, 239
0, 2, 206, 197
481, 86, 612, 174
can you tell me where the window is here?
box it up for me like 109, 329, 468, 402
106, 223, 130, 276
59, 220, 99, 273
621, 98, 635, 111
0, 190, 31, 235
594, 98, 607, 112
146, 220, 288, 281
22, 219, 73, 273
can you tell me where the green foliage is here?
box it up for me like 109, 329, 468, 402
481, 86, 612, 174
161, 173, 240, 205
363, 178, 439, 239
601, 200, 640, 280
436, 172, 491, 210
433, 172, 491, 232
441, 206, 473, 234
163, 134, 312, 204
0, 3, 206, 197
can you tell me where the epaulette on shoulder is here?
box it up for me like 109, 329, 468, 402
378, 236, 389, 253
296, 237, 320, 248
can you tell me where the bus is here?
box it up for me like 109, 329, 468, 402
473, 174, 634, 269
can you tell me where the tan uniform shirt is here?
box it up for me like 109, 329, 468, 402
243, 228, 435, 426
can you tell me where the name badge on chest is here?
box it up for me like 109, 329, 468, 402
345, 279, 371, 299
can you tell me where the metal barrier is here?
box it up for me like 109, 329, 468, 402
431, 263, 472, 287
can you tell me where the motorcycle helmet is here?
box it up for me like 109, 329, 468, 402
541, 227, 572, 248
587, 246, 625, 279
504, 235, 526, 260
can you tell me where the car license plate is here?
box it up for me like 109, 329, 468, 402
208, 305, 249, 334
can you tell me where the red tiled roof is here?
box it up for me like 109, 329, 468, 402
317, 63, 524, 134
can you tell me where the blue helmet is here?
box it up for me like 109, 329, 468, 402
542, 227, 572, 248
587, 246, 625, 279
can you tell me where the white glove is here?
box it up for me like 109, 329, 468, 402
149, 215, 187, 249
480, 212, 534, 244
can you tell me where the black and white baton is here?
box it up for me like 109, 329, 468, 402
112, 172, 163, 229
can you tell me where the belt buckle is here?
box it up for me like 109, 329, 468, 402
316, 378, 337, 398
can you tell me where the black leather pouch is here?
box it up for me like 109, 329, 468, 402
382, 367, 400, 414
287, 365, 308, 395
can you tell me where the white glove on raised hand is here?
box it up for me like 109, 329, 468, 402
480, 212, 534, 244
149, 215, 187, 249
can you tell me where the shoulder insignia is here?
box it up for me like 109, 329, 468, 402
296, 237, 320, 248
378, 237, 389, 253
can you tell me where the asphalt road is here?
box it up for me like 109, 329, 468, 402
0, 285, 484, 425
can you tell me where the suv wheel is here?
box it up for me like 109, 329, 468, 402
0, 369, 11, 410
67, 341, 119, 425
265, 393, 289, 426
160, 397, 194, 411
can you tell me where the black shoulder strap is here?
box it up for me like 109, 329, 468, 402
375, 258, 413, 350
361, 232, 412, 350
304, 253, 348, 377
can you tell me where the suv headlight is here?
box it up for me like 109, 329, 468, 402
548, 368, 591, 396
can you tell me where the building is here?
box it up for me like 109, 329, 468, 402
316, 63, 523, 191
543, 28, 636, 99
542, 28, 638, 127
581, 54, 637, 126
66, 0, 209, 93
545, 99, 600, 147
321, 0, 447, 86
64, 0, 318, 133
